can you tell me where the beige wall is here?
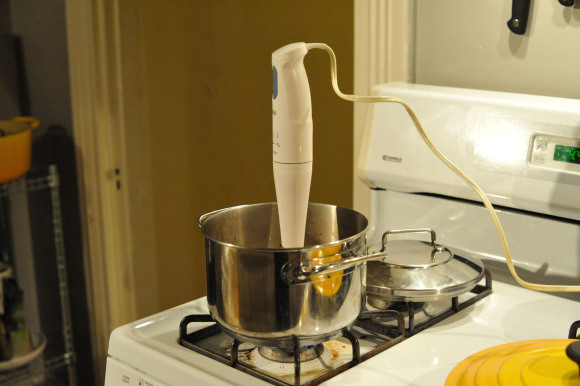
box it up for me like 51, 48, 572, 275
414, 1, 580, 99
141, 1, 353, 310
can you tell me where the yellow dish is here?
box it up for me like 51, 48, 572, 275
446, 339, 580, 386
0, 117, 39, 184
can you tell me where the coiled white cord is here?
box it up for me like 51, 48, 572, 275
306, 42, 580, 292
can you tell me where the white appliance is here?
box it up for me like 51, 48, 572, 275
104, 83, 580, 385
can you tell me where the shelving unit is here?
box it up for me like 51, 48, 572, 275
0, 165, 76, 385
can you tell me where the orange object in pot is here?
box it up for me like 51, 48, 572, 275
310, 244, 343, 297
0, 117, 39, 184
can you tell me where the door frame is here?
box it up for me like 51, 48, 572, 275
353, 0, 414, 216
65, 0, 158, 380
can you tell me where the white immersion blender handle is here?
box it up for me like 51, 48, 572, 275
272, 42, 313, 248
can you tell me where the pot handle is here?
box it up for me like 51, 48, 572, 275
281, 250, 388, 285
281, 228, 445, 284
197, 207, 229, 229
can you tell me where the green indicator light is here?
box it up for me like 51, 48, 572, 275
554, 145, 580, 165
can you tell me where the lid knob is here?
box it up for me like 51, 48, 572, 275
568, 320, 580, 339
566, 340, 580, 376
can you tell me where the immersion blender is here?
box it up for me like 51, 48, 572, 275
271, 41, 580, 293
272, 43, 313, 248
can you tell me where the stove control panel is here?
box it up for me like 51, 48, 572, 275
105, 356, 167, 386
531, 135, 580, 175
359, 83, 580, 221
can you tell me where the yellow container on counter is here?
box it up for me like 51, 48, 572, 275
0, 117, 39, 184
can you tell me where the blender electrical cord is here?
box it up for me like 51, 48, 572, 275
305, 42, 580, 293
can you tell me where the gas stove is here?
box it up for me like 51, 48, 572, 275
105, 84, 580, 385
105, 277, 579, 385
175, 270, 490, 385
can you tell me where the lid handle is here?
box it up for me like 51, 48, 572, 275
380, 228, 445, 253
566, 340, 580, 376
569, 321, 580, 339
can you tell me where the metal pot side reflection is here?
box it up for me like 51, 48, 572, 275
198, 202, 370, 347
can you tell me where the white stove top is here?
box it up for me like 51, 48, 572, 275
105, 280, 580, 385
106, 83, 580, 385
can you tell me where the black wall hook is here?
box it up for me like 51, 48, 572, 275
507, 0, 531, 35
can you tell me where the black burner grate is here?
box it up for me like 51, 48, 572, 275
179, 312, 404, 386
178, 269, 492, 385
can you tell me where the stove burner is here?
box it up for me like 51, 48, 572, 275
179, 313, 404, 385
258, 345, 324, 363
367, 296, 425, 311
361, 269, 493, 337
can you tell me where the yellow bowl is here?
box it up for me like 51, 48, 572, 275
0, 117, 38, 184
446, 339, 580, 386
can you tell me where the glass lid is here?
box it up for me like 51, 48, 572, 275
366, 229, 485, 302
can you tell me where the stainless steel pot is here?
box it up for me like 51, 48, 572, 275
197, 202, 386, 346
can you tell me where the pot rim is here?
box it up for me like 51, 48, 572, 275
197, 202, 369, 254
